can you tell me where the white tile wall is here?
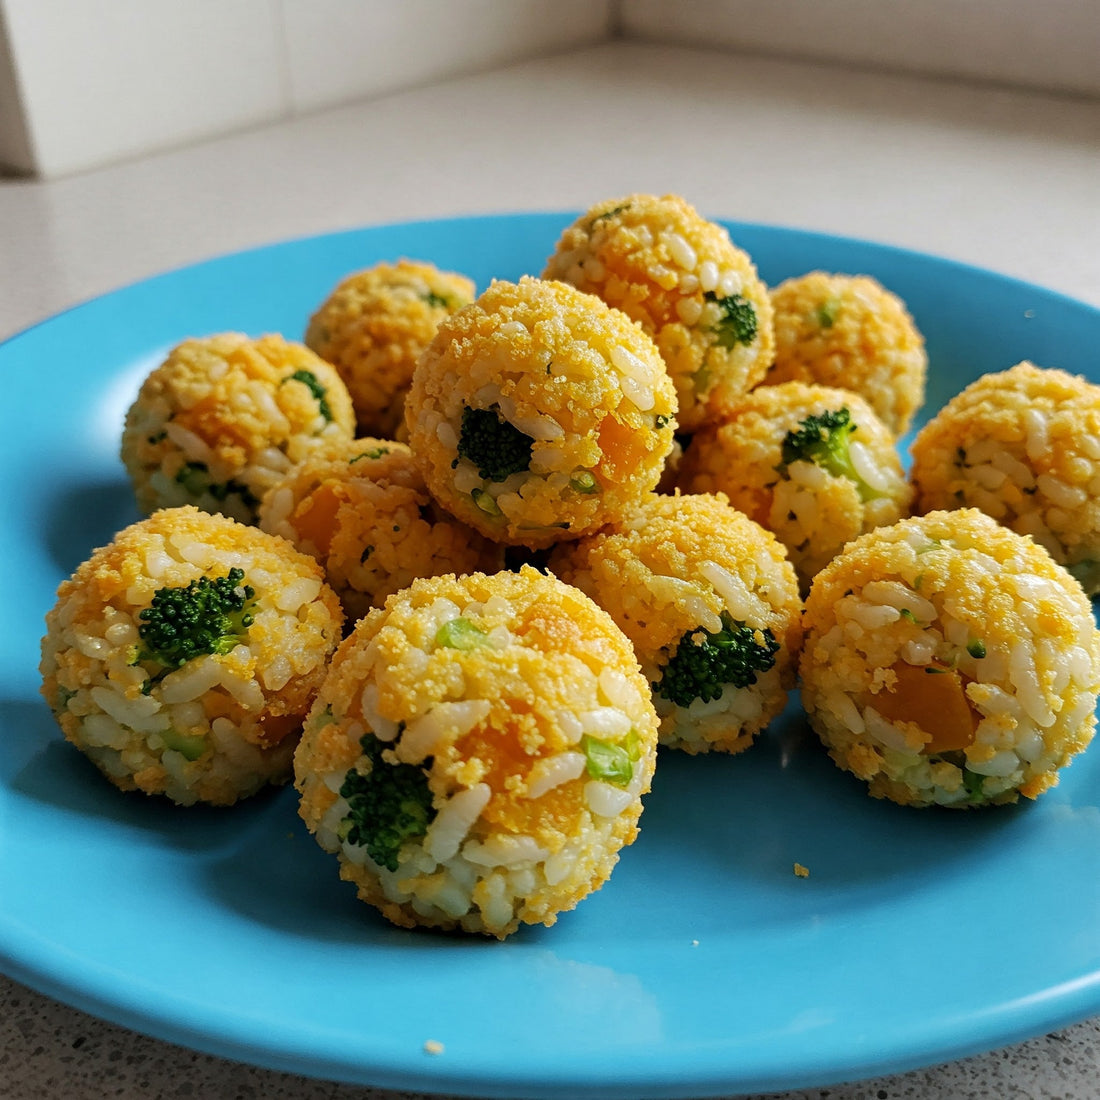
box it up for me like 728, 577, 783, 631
0, 0, 288, 178
3, 0, 1096, 179
280, 0, 615, 114
620, 0, 1100, 99
0, 0, 615, 178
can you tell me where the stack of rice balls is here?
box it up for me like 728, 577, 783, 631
40, 191, 1100, 940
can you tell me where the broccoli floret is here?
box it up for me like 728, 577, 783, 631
283, 369, 333, 422
174, 461, 259, 509
339, 733, 435, 872
422, 291, 452, 309
655, 612, 779, 708
778, 407, 883, 502
457, 404, 534, 482
705, 291, 758, 349
134, 568, 256, 692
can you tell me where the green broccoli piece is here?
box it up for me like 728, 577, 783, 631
457, 404, 534, 482
655, 613, 779, 708
422, 291, 452, 309
339, 733, 435, 872
705, 291, 758, 349
283, 369, 333, 422
133, 568, 256, 692
778, 407, 882, 502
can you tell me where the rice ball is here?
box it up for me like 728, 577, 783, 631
40, 506, 344, 805
543, 193, 774, 431
910, 361, 1100, 594
294, 566, 659, 938
405, 276, 677, 548
305, 259, 476, 438
121, 333, 355, 524
677, 382, 912, 591
550, 493, 803, 755
258, 438, 504, 624
761, 272, 927, 436
800, 509, 1100, 807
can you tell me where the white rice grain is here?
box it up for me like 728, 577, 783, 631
424, 783, 492, 862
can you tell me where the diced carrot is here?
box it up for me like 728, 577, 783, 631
872, 661, 978, 753
597, 414, 648, 480
292, 481, 343, 557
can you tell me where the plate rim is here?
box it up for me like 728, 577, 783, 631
2, 210, 1098, 1098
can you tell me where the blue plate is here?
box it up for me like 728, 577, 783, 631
1, 214, 1098, 1099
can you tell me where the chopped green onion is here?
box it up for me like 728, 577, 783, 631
569, 470, 600, 495
435, 617, 491, 651
581, 734, 634, 788
471, 488, 502, 517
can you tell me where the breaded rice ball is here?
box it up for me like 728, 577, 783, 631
305, 259, 476, 439
40, 506, 344, 806
121, 333, 355, 524
762, 272, 927, 436
800, 509, 1100, 807
910, 361, 1100, 594
259, 439, 504, 624
677, 382, 912, 591
543, 193, 774, 431
550, 493, 802, 755
405, 276, 677, 548
294, 566, 659, 938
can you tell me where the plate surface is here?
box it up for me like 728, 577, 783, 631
1, 214, 1098, 1099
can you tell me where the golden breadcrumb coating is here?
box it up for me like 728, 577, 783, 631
259, 438, 503, 624
40, 506, 343, 805
405, 276, 676, 548
910, 361, 1100, 594
800, 509, 1100, 807
544, 193, 774, 431
121, 333, 355, 524
677, 382, 912, 590
550, 492, 802, 755
294, 567, 659, 938
305, 259, 476, 438
762, 271, 926, 436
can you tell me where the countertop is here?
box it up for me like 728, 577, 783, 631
1, 40, 1098, 1099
